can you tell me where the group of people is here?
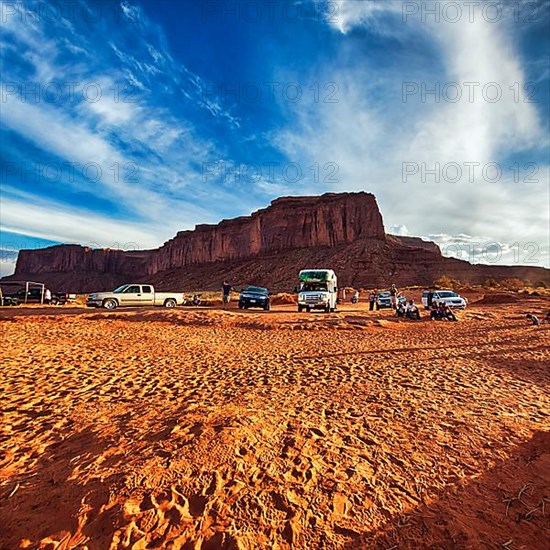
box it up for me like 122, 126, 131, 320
396, 300, 421, 320
367, 284, 403, 311
223, 280, 463, 322
526, 311, 550, 325
429, 301, 458, 322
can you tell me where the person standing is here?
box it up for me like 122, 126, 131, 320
44, 288, 52, 305
389, 284, 398, 309
222, 281, 232, 308
369, 290, 377, 311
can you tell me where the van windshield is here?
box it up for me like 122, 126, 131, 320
302, 283, 328, 291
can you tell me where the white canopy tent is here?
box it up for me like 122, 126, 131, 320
0, 280, 46, 304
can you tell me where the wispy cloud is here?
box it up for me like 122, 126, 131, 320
0, 0, 256, 270
274, 0, 549, 266
1, 192, 162, 249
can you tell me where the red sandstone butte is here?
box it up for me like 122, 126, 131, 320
7, 192, 549, 292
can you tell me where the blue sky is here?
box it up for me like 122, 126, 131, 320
1, 0, 549, 275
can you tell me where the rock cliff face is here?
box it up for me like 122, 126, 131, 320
7, 192, 549, 292
13, 192, 385, 283
15, 245, 151, 277
150, 193, 385, 273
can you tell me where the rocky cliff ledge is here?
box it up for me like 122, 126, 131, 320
8, 192, 548, 292
151, 193, 385, 273
14, 192, 385, 279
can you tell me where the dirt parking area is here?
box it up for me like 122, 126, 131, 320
1, 297, 549, 549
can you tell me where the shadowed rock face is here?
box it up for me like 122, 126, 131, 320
151, 193, 385, 272
14, 192, 385, 279
8, 192, 549, 292
15, 246, 152, 276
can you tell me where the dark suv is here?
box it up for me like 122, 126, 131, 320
7, 288, 44, 304
238, 286, 270, 311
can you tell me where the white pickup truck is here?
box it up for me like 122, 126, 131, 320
86, 284, 185, 310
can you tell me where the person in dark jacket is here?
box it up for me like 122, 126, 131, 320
222, 281, 232, 308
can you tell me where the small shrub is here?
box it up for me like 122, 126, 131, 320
500, 278, 525, 291
483, 278, 499, 289
434, 275, 462, 290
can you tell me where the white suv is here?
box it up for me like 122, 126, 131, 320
422, 290, 468, 309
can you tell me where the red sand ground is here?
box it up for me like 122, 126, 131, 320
0, 295, 549, 549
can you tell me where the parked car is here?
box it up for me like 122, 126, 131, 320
238, 286, 270, 310
376, 291, 406, 309
422, 290, 468, 309
86, 284, 185, 310
5, 288, 44, 304
0, 288, 18, 306
52, 292, 77, 305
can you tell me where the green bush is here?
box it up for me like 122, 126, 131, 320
433, 275, 462, 290
483, 278, 499, 289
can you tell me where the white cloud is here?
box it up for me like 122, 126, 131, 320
326, 0, 402, 34
388, 225, 410, 236
275, 0, 549, 267
0, 0, 252, 246
0, 195, 161, 249
426, 232, 549, 268
0, 248, 17, 277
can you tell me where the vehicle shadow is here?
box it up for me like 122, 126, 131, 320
0, 426, 122, 550
342, 430, 550, 549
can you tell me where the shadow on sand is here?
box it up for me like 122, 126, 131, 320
0, 427, 123, 550
343, 430, 550, 549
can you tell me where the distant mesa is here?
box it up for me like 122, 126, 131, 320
5, 192, 549, 292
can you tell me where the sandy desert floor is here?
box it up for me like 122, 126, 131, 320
1, 294, 549, 550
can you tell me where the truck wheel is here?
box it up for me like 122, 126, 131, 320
264, 303, 270, 311
164, 299, 177, 308
103, 298, 118, 310
306, 306, 311, 313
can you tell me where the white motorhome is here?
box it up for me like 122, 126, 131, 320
297, 269, 338, 313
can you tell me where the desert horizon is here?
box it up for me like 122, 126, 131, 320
4, 193, 549, 295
